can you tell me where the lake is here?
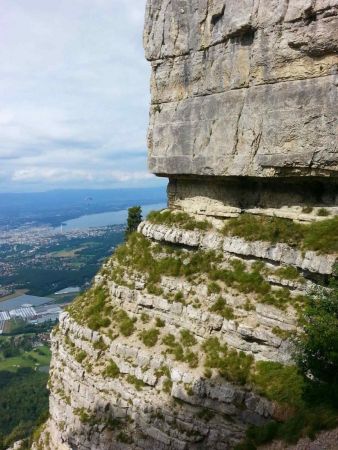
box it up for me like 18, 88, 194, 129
63, 202, 167, 230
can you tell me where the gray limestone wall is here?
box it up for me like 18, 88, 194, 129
144, 0, 338, 180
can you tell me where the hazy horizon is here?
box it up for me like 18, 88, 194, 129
0, 184, 167, 196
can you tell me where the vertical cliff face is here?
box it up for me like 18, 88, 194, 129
33, 2, 338, 450
145, 0, 338, 179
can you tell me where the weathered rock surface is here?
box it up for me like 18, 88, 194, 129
145, 0, 338, 178
38, 312, 275, 450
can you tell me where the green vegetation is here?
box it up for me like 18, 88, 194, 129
207, 281, 221, 294
139, 328, 160, 347
261, 289, 306, 311
222, 213, 338, 253
296, 281, 338, 390
252, 361, 304, 407
141, 313, 150, 323
209, 259, 305, 311
75, 350, 87, 363
113, 232, 221, 294
147, 284, 163, 296
174, 291, 185, 304
104, 360, 120, 379
162, 333, 198, 368
0, 337, 51, 372
74, 407, 93, 424
302, 218, 338, 253
209, 297, 234, 319
155, 365, 171, 379
275, 265, 302, 281
201, 336, 302, 404
0, 368, 49, 450
2, 320, 57, 337
68, 286, 136, 337
155, 317, 165, 327
147, 209, 211, 231
112, 233, 306, 311
93, 337, 108, 351
3, 228, 124, 297
180, 329, 197, 347
236, 406, 338, 450
202, 337, 253, 385
237, 279, 338, 449
163, 334, 184, 362
126, 374, 145, 391
317, 208, 330, 217
272, 327, 294, 340
125, 206, 142, 239
117, 431, 133, 444
74, 408, 124, 429
223, 214, 303, 246
184, 350, 199, 368
162, 378, 173, 394
68, 286, 111, 331
210, 259, 270, 296
114, 309, 135, 337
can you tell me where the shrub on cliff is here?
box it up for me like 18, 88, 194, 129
296, 279, 338, 391
237, 276, 338, 449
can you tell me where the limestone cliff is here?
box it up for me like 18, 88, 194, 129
145, 0, 338, 179
31, 1, 338, 449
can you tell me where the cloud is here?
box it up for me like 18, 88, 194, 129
0, 0, 163, 192
11, 167, 153, 184
12, 168, 94, 182
109, 170, 154, 182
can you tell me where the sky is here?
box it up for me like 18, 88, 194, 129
0, 0, 164, 192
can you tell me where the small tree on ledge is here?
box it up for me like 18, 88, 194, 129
125, 206, 142, 240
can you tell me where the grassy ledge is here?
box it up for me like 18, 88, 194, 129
147, 209, 212, 231
147, 209, 338, 254
222, 213, 338, 254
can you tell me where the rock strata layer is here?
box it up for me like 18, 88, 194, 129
145, 0, 338, 179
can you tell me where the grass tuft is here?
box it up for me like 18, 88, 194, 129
140, 328, 160, 347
